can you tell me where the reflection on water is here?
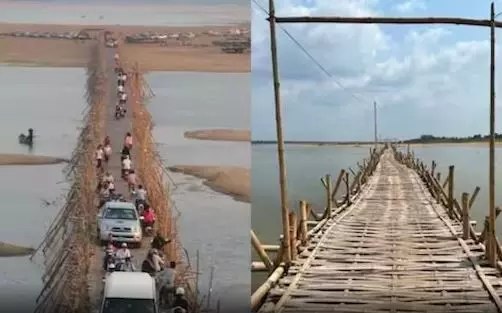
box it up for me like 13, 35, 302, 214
0, 67, 84, 310
147, 71, 250, 310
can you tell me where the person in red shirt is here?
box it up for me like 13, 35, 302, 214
142, 205, 156, 228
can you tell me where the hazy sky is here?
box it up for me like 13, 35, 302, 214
252, 0, 502, 141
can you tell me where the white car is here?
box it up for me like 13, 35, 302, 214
97, 201, 143, 247
100, 272, 158, 313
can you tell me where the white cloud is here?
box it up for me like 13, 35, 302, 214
251, 0, 498, 141
394, 0, 427, 13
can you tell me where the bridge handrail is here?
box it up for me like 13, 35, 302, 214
251, 144, 387, 311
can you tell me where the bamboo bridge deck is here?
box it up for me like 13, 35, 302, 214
258, 150, 502, 313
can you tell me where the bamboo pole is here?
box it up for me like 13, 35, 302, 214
250, 230, 273, 271
462, 192, 470, 240
251, 266, 284, 312
299, 200, 308, 245
321, 174, 332, 218
268, 0, 291, 265
289, 212, 298, 260
448, 166, 454, 218
274, 15, 502, 28
330, 169, 345, 203
488, 1, 497, 266
344, 171, 350, 205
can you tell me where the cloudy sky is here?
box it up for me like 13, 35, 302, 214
252, 0, 502, 141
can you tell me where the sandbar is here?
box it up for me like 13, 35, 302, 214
0, 22, 250, 72
184, 129, 250, 142
0, 154, 68, 165
0, 241, 34, 257
168, 165, 250, 203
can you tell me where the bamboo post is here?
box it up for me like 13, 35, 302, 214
330, 169, 345, 203
344, 171, 351, 205
289, 212, 298, 260
462, 192, 470, 240
488, 1, 497, 266
469, 186, 481, 209
250, 230, 273, 271
299, 200, 308, 245
431, 160, 436, 177
321, 174, 332, 217
274, 235, 284, 266
268, 0, 291, 265
448, 166, 454, 218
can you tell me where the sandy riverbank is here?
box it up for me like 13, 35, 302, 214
0, 154, 68, 165
184, 129, 250, 142
0, 23, 250, 72
168, 165, 250, 203
0, 241, 34, 257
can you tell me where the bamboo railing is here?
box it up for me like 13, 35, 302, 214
391, 144, 502, 269
31, 39, 107, 313
117, 49, 198, 311
250, 145, 386, 311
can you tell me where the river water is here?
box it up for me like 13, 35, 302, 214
0, 66, 85, 311
251, 143, 502, 290
147, 71, 250, 312
0, 67, 250, 312
0, 1, 248, 26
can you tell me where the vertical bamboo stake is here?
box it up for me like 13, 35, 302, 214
268, 0, 291, 265
448, 166, 454, 217
462, 192, 470, 240
299, 200, 308, 245
488, 1, 497, 266
345, 171, 350, 204
289, 212, 297, 261
325, 174, 332, 216
274, 235, 285, 266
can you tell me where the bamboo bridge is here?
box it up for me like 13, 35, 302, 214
251, 145, 502, 313
29, 34, 196, 313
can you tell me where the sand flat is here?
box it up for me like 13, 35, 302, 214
184, 129, 250, 142
0, 22, 250, 72
168, 165, 250, 203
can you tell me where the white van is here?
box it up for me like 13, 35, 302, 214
100, 272, 158, 313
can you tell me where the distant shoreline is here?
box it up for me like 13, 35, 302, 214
251, 140, 502, 147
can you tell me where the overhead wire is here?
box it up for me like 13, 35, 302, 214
251, 0, 373, 105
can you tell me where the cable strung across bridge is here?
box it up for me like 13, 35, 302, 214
257, 149, 502, 313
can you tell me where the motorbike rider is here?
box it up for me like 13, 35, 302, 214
141, 205, 156, 230
103, 234, 116, 270
103, 172, 114, 185
172, 287, 189, 312
141, 249, 164, 275
115, 243, 131, 271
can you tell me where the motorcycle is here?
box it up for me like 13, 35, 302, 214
171, 306, 187, 313
140, 215, 155, 236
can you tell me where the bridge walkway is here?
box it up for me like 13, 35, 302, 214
263, 150, 502, 313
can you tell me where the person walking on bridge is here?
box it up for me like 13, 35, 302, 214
122, 155, 132, 178
124, 132, 133, 149
95, 145, 104, 171
104, 143, 112, 164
